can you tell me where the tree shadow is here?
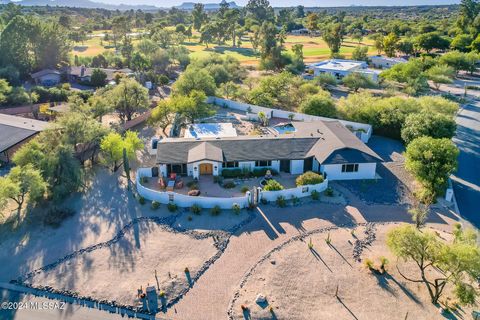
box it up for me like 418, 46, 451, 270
310, 247, 332, 273
375, 272, 422, 305
328, 243, 352, 268
336, 296, 359, 320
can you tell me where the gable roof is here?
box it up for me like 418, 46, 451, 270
0, 114, 49, 153
31, 69, 61, 79
188, 142, 223, 163
156, 120, 382, 165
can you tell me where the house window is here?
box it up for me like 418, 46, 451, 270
341, 164, 359, 173
222, 161, 239, 168
255, 160, 272, 167
167, 164, 187, 175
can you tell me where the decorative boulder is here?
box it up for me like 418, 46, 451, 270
188, 190, 201, 196
255, 294, 266, 304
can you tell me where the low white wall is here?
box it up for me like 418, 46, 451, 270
321, 163, 377, 180
261, 179, 328, 202
207, 97, 372, 142
136, 168, 250, 209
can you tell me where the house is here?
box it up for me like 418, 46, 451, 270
0, 114, 49, 163
369, 55, 407, 69
65, 66, 133, 83
31, 69, 61, 86
154, 120, 382, 181
307, 59, 380, 82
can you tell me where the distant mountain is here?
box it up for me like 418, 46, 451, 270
175, 1, 239, 10
3, 0, 161, 10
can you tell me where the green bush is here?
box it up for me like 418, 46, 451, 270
311, 190, 320, 200
252, 168, 277, 177
325, 187, 334, 197
138, 196, 146, 205
210, 205, 221, 216
186, 180, 198, 189
191, 203, 202, 215
221, 168, 242, 178
241, 186, 250, 193
276, 195, 286, 207
232, 203, 241, 214
222, 180, 236, 189
187, 215, 193, 221
296, 171, 324, 186
263, 179, 284, 191
260, 197, 268, 204
151, 201, 160, 210
140, 176, 149, 184
213, 175, 223, 183
167, 202, 178, 212
291, 195, 300, 205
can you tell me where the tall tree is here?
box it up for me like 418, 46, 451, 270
322, 23, 344, 57
106, 78, 149, 122
192, 3, 207, 31
387, 224, 480, 305
100, 131, 143, 172
0, 164, 46, 220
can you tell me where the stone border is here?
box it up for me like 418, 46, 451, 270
11, 208, 257, 318
226, 222, 395, 319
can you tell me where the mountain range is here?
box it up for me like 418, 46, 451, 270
0, 0, 240, 10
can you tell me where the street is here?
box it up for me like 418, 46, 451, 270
452, 102, 480, 227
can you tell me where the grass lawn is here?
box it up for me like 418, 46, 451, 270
71, 32, 378, 66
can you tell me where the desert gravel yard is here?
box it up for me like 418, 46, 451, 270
24, 219, 220, 307
230, 224, 471, 320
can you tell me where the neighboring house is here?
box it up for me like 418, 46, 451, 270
0, 114, 49, 163
307, 59, 380, 82
369, 55, 407, 69
154, 120, 382, 181
31, 69, 61, 86
65, 66, 133, 83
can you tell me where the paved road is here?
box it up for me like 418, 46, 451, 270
452, 102, 480, 227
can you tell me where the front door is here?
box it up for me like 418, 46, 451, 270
280, 160, 290, 173
199, 163, 213, 175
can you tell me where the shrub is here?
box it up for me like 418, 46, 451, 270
308, 237, 314, 249
260, 197, 268, 204
187, 215, 193, 221
191, 204, 202, 215
210, 205, 221, 216
159, 291, 166, 298
151, 201, 160, 210
311, 190, 320, 200
325, 232, 331, 245
184, 267, 189, 273
252, 168, 277, 177
43, 207, 75, 228
222, 180, 236, 189
263, 179, 284, 191
240, 186, 250, 193
276, 195, 286, 207
140, 176, 149, 183
379, 256, 389, 273
232, 203, 241, 214
325, 187, 334, 197
187, 180, 198, 189
138, 196, 146, 205
167, 202, 177, 212
364, 258, 375, 271
213, 175, 222, 183
221, 168, 242, 178
291, 195, 300, 205
296, 171, 324, 186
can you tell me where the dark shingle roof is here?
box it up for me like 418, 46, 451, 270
156, 120, 382, 165
0, 114, 49, 153
31, 69, 61, 79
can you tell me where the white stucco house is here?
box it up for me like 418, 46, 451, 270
307, 59, 380, 82
152, 120, 382, 181
369, 55, 407, 69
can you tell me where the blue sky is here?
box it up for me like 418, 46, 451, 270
95, 0, 460, 8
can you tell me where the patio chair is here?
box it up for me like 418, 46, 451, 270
170, 173, 177, 181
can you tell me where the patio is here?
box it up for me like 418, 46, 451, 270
140, 172, 300, 198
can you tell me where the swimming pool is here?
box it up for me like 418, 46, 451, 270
273, 123, 296, 134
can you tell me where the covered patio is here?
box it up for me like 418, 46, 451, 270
140, 172, 300, 198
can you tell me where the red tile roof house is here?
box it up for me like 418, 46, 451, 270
154, 120, 383, 181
